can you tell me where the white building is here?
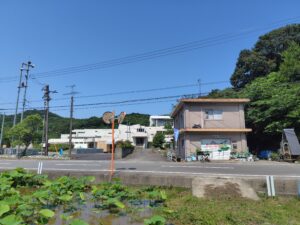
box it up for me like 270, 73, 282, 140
49, 123, 173, 151
149, 115, 173, 127
118, 124, 172, 149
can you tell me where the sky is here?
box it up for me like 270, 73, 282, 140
0, 0, 300, 119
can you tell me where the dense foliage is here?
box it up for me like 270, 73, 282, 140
8, 115, 43, 152
152, 132, 166, 149
230, 24, 300, 88
1, 169, 300, 225
122, 113, 150, 127
0, 169, 169, 225
210, 40, 300, 150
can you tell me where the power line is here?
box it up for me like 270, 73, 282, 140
1, 16, 300, 83
0, 92, 201, 111
0, 80, 229, 105
26, 18, 300, 79
1, 79, 299, 112
36, 98, 198, 113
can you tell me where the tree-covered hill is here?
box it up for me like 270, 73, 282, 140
230, 24, 300, 88
209, 24, 300, 151
1, 110, 150, 139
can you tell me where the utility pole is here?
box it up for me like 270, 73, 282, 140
43, 85, 56, 156
69, 95, 74, 158
21, 61, 34, 122
13, 63, 26, 126
64, 85, 78, 159
197, 78, 202, 97
0, 113, 5, 147
126, 122, 129, 140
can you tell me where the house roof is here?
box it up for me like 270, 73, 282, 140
171, 98, 250, 117
283, 129, 300, 156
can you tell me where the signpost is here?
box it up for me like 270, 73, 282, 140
102, 111, 126, 180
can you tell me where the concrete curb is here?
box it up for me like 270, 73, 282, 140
40, 170, 300, 196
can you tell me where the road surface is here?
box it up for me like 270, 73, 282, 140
0, 159, 300, 178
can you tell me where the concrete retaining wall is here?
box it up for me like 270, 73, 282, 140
115, 147, 134, 159
41, 171, 300, 196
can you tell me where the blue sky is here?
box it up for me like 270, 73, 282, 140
0, 0, 300, 118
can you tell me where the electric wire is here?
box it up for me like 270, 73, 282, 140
0, 16, 299, 83
0, 80, 229, 105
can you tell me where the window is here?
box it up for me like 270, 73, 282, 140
232, 141, 238, 150
137, 128, 145, 132
205, 109, 223, 120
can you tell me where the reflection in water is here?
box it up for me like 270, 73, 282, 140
49, 198, 159, 225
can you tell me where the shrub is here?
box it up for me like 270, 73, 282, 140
116, 140, 134, 149
153, 132, 165, 149
271, 152, 279, 161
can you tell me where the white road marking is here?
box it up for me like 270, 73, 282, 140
0, 163, 10, 165
161, 165, 234, 169
115, 170, 300, 179
55, 163, 100, 166
0, 166, 299, 179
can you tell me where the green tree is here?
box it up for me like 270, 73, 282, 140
241, 72, 300, 149
230, 24, 300, 88
280, 42, 300, 81
207, 42, 300, 150
8, 114, 42, 154
152, 132, 165, 149
122, 113, 150, 126
208, 88, 240, 98
164, 122, 173, 135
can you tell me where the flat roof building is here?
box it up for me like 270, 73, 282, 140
171, 98, 251, 160
149, 115, 173, 127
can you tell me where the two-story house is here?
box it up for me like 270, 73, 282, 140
171, 98, 252, 160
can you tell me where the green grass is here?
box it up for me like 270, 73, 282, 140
158, 188, 300, 225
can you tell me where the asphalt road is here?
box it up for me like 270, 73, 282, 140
0, 159, 300, 178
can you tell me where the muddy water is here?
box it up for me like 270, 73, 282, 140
49, 199, 156, 225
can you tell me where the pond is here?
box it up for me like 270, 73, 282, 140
0, 168, 170, 225
49, 199, 157, 225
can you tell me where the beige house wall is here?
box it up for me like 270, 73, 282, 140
176, 133, 187, 159
174, 107, 185, 130
185, 103, 246, 129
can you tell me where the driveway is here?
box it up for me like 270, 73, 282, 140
123, 148, 166, 161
